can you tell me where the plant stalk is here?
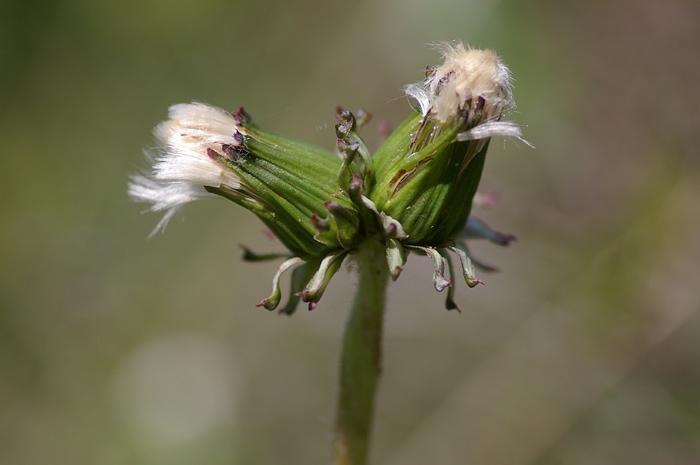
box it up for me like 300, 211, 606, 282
333, 237, 390, 465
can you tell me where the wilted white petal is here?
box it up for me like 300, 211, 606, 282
405, 83, 431, 117
405, 245, 452, 292
456, 121, 523, 141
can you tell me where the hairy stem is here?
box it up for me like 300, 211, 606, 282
333, 237, 390, 465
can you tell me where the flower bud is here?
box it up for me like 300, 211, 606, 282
370, 43, 522, 246
129, 102, 360, 258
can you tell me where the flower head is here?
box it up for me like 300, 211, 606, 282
370, 42, 524, 247
130, 103, 371, 311
130, 102, 361, 258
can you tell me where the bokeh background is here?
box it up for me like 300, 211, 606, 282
2, 0, 700, 464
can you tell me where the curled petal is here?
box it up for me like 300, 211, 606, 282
457, 121, 534, 149
347, 178, 408, 240
407, 245, 452, 292
297, 251, 348, 310
279, 262, 317, 316
257, 257, 304, 311
386, 238, 408, 281
461, 216, 516, 246
439, 249, 461, 312
241, 245, 293, 262
448, 244, 484, 288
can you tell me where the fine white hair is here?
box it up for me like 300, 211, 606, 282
128, 102, 251, 237
405, 42, 515, 123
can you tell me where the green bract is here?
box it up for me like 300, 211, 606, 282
204, 108, 360, 258
370, 104, 488, 246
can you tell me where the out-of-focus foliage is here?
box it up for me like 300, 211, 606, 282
1, 0, 699, 464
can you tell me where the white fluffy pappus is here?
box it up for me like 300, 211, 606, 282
128, 102, 251, 237
406, 42, 515, 124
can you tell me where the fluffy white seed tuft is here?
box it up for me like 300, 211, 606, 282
406, 42, 514, 124
129, 102, 252, 236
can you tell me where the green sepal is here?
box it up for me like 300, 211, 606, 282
235, 107, 341, 166
456, 241, 501, 273
205, 109, 362, 258
324, 201, 362, 249
279, 261, 318, 315
371, 109, 423, 184
449, 243, 484, 288
439, 249, 461, 312
373, 138, 486, 246
297, 251, 348, 310
310, 199, 362, 250
435, 143, 488, 242
209, 140, 349, 257
347, 175, 408, 240
406, 245, 452, 292
208, 181, 325, 258
386, 238, 407, 281
241, 135, 343, 202
240, 245, 292, 262
257, 257, 303, 310
369, 97, 495, 246
460, 216, 516, 246
335, 109, 373, 191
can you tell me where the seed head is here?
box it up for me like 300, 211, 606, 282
128, 103, 251, 236
406, 42, 514, 125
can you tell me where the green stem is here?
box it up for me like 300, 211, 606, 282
333, 237, 390, 465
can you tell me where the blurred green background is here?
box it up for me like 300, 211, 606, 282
2, 0, 700, 464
